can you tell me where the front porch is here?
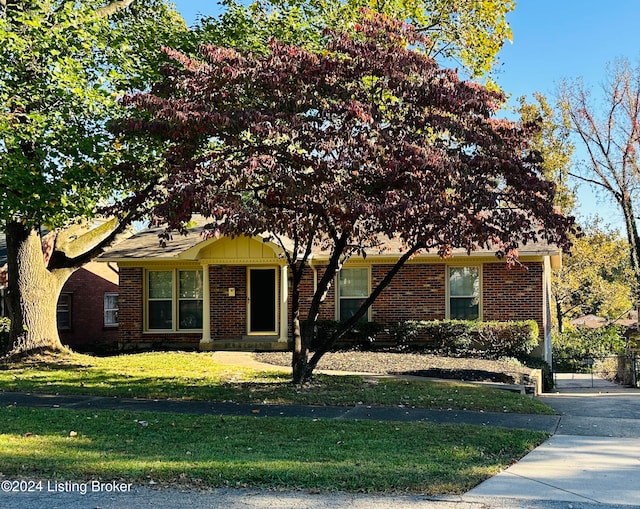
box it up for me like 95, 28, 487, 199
192, 236, 291, 351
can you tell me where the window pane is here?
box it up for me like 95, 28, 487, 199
450, 297, 479, 320
179, 270, 203, 299
105, 294, 118, 310
179, 300, 203, 329
449, 267, 479, 297
339, 268, 368, 297
149, 301, 172, 329
105, 310, 118, 326
340, 298, 367, 322
149, 271, 172, 299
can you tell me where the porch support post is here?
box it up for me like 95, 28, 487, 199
200, 262, 212, 347
279, 264, 288, 342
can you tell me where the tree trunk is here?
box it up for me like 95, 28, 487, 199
621, 196, 640, 300
291, 283, 308, 384
555, 295, 564, 334
5, 222, 73, 353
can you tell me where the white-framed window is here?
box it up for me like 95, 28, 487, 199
104, 293, 119, 327
146, 269, 203, 331
448, 266, 480, 320
338, 267, 369, 322
57, 293, 72, 330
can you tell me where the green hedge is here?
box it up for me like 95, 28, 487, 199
307, 319, 539, 360
307, 320, 389, 351
395, 320, 540, 359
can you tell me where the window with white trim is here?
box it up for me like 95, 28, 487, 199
338, 267, 369, 322
147, 269, 203, 331
448, 266, 480, 320
104, 293, 119, 327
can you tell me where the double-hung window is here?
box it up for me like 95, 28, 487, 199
448, 266, 480, 320
338, 267, 369, 322
147, 269, 203, 331
104, 293, 119, 327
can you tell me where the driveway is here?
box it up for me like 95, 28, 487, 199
461, 374, 640, 506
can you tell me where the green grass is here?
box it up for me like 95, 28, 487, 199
0, 406, 548, 494
0, 351, 554, 414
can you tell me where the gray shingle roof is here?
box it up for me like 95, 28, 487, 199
100, 215, 560, 262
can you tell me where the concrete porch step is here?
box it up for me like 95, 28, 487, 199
201, 339, 289, 352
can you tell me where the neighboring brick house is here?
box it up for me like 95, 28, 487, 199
57, 260, 120, 351
99, 219, 561, 363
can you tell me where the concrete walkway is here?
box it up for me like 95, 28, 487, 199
460, 374, 640, 507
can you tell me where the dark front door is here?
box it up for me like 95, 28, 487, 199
249, 268, 276, 333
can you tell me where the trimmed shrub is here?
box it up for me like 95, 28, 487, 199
304, 318, 540, 360
395, 320, 539, 360
306, 320, 388, 351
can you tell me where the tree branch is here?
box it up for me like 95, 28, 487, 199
95, 0, 135, 18
568, 171, 622, 200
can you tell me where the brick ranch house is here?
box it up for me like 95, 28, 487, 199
98, 219, 561, 363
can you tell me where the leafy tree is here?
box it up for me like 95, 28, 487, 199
197, 0, 514, 78
0, 0, 188, 353
552, 220, 634, 332
342, 0, 515, 78
0, 0, 513, 356
517, 93, 576, 213
553, 325, 626, 371
116, 11, 576, 382
560, 59, 640, 296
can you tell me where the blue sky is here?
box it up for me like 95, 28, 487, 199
172, 0, 640, 229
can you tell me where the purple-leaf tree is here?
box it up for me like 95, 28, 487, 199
115, 11, 576, 383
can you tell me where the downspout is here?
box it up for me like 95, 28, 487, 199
543, 255, 554, 365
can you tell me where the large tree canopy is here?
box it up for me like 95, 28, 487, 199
198, 0, 514, 78
552, 220, 634, 332
0, 0, 188, 352
0, 0, 514, 357
117, 11, 575, 382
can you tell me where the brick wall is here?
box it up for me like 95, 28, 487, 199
290, 265, 336, 328
482, 261, 544, 337
292, 261, 543, 334
209, 265, 247, 340
372, 264, 446, 323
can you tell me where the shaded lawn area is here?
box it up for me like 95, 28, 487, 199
0, 406, 548, 494
0, 351, 554, 414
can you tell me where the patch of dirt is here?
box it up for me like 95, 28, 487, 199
254, 351, 536, 385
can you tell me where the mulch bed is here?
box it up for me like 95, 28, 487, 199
254, 351, 536, 385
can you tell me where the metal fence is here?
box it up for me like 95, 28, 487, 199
552, 354, 639, 388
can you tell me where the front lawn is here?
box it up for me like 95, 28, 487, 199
0, 350, 554, 414
0, 406, 548, 494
